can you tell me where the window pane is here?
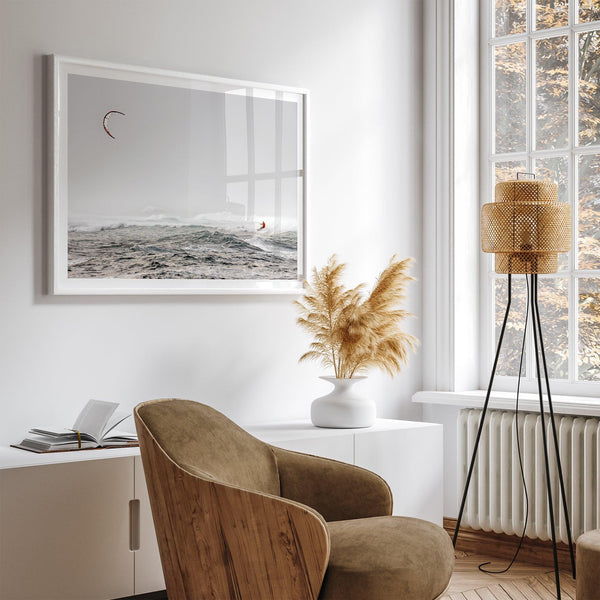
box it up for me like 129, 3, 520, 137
578, 31, 600, 147
578, 154, 600, 270
495, 160, 528, 187
536, 36, 569, 150
538, 278, 569, 379
495, 43, 527, 154
495, 277, 528, 377
537, 0, 568, 29
536, 156, 570, 270
578, 278, 600, 381
496, 0, 526, 36
535, 157, 569, 203
579, 0, 600, 22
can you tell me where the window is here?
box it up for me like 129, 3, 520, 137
485, 0, 600, 391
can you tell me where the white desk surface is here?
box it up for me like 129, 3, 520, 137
0, 418, 439, 470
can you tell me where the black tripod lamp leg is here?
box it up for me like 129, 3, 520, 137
532, 276, 576, 579
531, 275, 562, 600
453, 275, 513, 547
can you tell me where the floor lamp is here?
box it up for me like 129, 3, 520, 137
453, 175, 576, 599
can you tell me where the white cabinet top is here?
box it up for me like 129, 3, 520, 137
246, 418, 438, 443
0, 418, 438, 470
0, 445, 141, 470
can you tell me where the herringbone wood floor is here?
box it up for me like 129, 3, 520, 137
441, 552, 576, 599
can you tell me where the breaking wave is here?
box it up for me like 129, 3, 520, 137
67, 224, 298, 280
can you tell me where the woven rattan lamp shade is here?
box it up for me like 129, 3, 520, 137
481, 179, 571, 274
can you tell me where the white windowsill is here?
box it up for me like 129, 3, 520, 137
413, 390, 600, 417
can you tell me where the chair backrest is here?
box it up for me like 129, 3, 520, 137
134, 398, 329, 600
135, 398, 280, 496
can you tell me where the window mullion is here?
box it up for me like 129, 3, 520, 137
570, 274, 578, 384
526, 0, 536, 380
527, 0, 534, 35
569, 7, 578, 383
486, 7, 494, 384
489, 24, 597, 46
573, 144, 600, 155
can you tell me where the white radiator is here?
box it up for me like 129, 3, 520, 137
458, 408, 600, 543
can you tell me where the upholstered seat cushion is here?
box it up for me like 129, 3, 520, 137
577, 529, 600, 599
319, 516, 454, 600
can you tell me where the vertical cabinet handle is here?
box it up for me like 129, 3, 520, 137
129, 499, 140, 551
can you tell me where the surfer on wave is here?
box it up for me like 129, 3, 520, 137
258, 220, 266, 231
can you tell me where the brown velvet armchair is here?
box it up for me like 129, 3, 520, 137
134, 398, 454, 600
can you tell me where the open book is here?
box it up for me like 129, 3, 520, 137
13, 400, 138, 453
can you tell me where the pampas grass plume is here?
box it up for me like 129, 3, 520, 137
296, 255, 417, 378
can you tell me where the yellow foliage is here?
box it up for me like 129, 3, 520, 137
296, 255, 417, 378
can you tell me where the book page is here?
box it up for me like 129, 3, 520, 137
29, 427, 76, 437
102, 410, 131, 437
101, 429, 138, 445
72, 400, 118, 442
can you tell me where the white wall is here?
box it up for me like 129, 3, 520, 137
0, 0, 423, 445
423, 403, 461, 518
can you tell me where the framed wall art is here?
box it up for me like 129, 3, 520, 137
48, 55, 307, 294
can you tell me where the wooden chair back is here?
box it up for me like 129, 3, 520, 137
134, 398, 330, 600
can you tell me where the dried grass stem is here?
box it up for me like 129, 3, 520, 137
296, 255, 417, 378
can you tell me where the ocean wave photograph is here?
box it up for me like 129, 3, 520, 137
64, 72, 303, 287
68, 222, 298, 280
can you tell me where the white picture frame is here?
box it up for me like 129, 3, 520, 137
48, 55, 307, 295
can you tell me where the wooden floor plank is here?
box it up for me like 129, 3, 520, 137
498, 582, 531, 600
487, 584, 513, 600
525, 577, 559, 600
506, 581, 544, 600
474, 588, 499, 600
448, 552, 576, 600
560, 575, 577, 598
535, 573, 575, 600
449, 555, 554, 594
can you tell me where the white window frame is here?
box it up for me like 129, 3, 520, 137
421, 0, 600, 400
480, 0, 600, 397
422, 0, 482, 393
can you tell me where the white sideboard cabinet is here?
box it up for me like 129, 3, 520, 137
247, 419, 444, 524
0, 418, 442, 600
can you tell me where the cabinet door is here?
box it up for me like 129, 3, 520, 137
272, 435, 354, 463
354, 426, 444, 525
0, 458, 134, 600
133, 456, 165, 594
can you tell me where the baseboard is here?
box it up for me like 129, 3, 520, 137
445, 517, 576, 571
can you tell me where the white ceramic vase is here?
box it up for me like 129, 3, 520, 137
311, 376, 375, 428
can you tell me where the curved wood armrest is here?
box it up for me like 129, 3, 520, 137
136, 415, 330, 600
272, 446, 393, 522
